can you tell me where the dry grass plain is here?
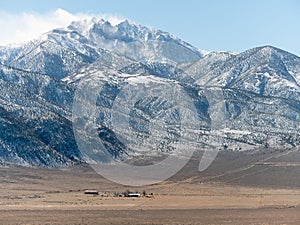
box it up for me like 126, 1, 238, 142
0, 162, 300, 225
1, 148, 300, 224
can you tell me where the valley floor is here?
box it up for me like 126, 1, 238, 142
0, 163, 300, 225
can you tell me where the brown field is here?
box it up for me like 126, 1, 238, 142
1, 148, 300, 224
0, 166, 300, 224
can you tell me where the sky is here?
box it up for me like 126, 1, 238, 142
0, 0, 299, 56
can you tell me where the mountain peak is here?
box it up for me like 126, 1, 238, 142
118, 19, 131, 26
258, 45, 285, 54
64, 17, 205, 63
246, 45, 300, 60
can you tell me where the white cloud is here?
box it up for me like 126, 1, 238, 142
0, 8, 125, 47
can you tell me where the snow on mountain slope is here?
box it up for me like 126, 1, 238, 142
0, 17, 300, 167
0, 64, 80, 166
70, 45, 300, 165
0, 18, 206, 166
179, 51, 234, 81
193, 46, 300, 98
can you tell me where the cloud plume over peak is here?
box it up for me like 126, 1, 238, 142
0, 8, 125, 47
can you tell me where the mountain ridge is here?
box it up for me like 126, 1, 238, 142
0, 18, 299, 167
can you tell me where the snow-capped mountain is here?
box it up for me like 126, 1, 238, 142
71, 47, 300, 164
0, 18, 204, 80
0, 17, 299, 167
67, 18, 206, 62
